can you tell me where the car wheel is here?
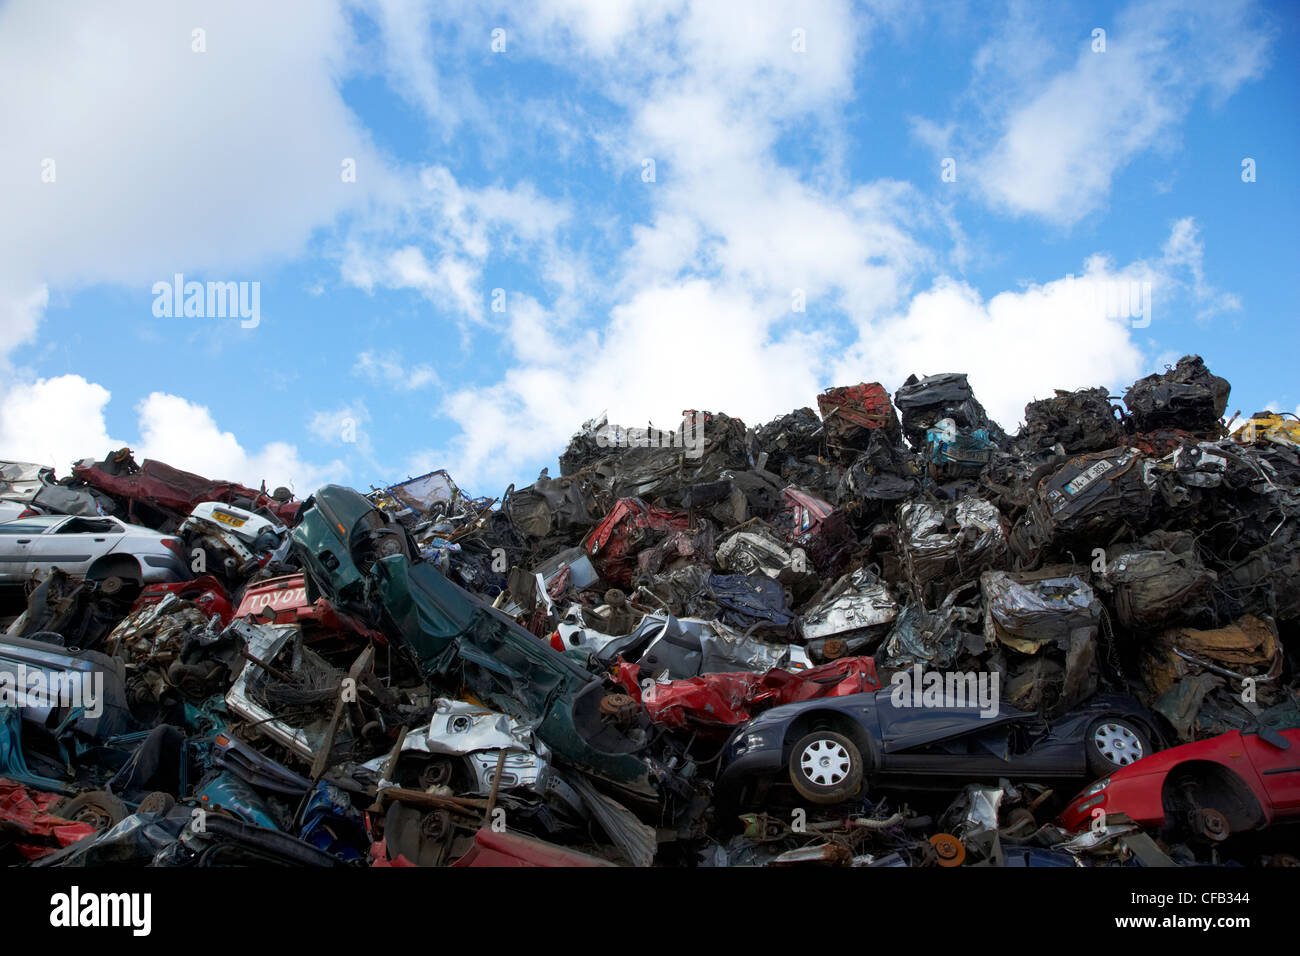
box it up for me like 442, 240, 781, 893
136, 791, 176, 815
1086, 717, 1149, 776
54, 790, 128, 830
788, 730, 863, 805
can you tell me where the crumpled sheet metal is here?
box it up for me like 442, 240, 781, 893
105, 593, 218, 666
697, 625, 812, 674
583, 496, 690, 587
980, 569, 1099, 655
877, 601, 971, 671
617, 656, 879, 732
705, 573, 795, 631
1096, 544, 1217, 630
898, 496, 1007, 602
924, 418, 995, 476
939, 784, 1004, 837
1141, 614, 1283, 698
715, 525, 797, 578
800, 568, 899, 641
1151, 672, 1224, 743
893, 372, 991, 448
1020, 387, 1125, 454
402, 698, 537, 758
362, 698, 548, 794
0, 778, 98, 861
224, 622, 323, 763
1123, 354, 1230, 433
1233, 413, 1300, 448
816, 382, 901, 450
1011, 448, 1149, 561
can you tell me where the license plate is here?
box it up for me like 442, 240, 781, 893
1064, 459, 1114, 496
212, 510, 246, 528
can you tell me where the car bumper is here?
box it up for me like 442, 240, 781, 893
141, 553, 191, 582
716, 733, 787, 793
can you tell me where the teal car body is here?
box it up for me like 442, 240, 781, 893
291, 486, 660, 800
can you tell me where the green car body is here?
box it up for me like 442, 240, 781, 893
291, 485, 659, 800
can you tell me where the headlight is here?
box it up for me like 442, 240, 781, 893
732, 731, 770, 755
1081, 776, 1110, 798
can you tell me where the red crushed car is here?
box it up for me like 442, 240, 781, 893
1059, 724, 1300, 840
72, 449, 300, 528
0, 779, 98, 862
816, 382, 901, 448
235, 573, 386, 644
614, 656, 880, 734
133, 575, 234, 626
583, 497, 690, 588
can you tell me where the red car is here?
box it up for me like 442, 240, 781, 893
235, 573, 386, 644
72, 450, 300, 528
134, 574, 234, 625
1060, 725, 1300, 841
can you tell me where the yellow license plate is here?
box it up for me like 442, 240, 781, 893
213, 510, 246, 528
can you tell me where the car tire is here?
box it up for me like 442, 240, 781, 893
1086, 717, 1150, 776
136, 791, 176, 815
54, 790, 129, 829
788, 730, 863, 805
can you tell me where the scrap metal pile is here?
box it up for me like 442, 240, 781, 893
2, 354, 1299, 868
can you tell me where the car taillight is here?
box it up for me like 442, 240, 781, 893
18, 508, 39, 519
162, 538, 185, 557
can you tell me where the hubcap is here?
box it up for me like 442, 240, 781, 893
1093, 723, 1143, 766
800, 739, 851, 787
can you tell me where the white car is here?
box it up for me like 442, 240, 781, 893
0, 514, 188, 588
181, 501, 290, 576
0, 499, 38, 523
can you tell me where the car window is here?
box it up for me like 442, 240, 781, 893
59, 517, 121, 534
0, 517, 66, 534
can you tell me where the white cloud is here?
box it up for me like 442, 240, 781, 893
0, 283, 49, 368
308, 403, 373, 453
354, 350, 439, 390
337, 164, 573, 326
938, 0, 1271, 225
0, 0, 386, 299
1159, 217, 1243, 320
0, 375, 119, 471
0, 377, 340, 492
833, 271, 1147, 432
135, 393, 344, 494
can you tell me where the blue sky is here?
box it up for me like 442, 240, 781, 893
1, 0, 1296, 499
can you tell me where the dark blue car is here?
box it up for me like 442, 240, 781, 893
718, 688, 1163, 806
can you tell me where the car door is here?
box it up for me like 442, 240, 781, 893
23, 515, 119, 577
0, 516, 65, 580
1242, 728, 1300, 815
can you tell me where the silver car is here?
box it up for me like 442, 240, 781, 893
0, 514, 189, 587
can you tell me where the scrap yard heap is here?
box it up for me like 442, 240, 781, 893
1, 354, 1298, 868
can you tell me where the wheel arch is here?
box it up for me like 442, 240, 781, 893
1159, 759, 1267, 834
86, 553, 142, 582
